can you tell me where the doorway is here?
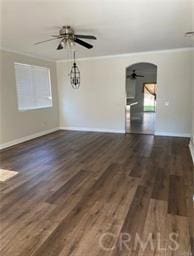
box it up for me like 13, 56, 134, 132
125, 63, 157, 134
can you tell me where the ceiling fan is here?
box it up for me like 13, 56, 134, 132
127, 70, 144, 80
34, 26, 97, 50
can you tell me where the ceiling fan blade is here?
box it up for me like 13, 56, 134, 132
51, 35, 63, 38
34, 38, 59, 45
75, 35, 97, 40
74, 38, 93, 49
52, 26, 63, 29
136, 75, 144, 77
57, 42, 64, 50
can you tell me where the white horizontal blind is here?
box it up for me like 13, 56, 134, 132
15, 63, 53, 111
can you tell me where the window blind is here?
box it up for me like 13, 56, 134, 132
14, 63, 53, 111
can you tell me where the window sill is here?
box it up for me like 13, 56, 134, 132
18, 106, 53, 112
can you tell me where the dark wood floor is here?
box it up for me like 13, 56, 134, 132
0, 130, 193, 256
125, 106, 155, 135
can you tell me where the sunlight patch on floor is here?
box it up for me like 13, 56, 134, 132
0, 169, 18, 182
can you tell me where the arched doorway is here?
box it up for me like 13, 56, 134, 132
125, 63, 157, 134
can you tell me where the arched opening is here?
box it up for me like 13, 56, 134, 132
125, 62, 157, 134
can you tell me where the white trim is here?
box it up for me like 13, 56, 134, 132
60, 127, 191, 137
0, 128, 59, 150
0, 127, 191, 149
189, 139, 194, 164
1, 46, 193, 63
154, 131, 191, 138
57, 47, 193, 63
59, 126, 125, 134
0, 47, 54, 62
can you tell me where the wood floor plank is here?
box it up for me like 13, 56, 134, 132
152, 167, 169, 201
139, 199, 192, 256
138, 198, 168, 255
168, 175, 188, 217
129, 157, 148, 178
46, 169, 89, 204
111, 184, 154, 255
166, 214, 192, 255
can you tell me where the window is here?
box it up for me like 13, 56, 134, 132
14, 63, 53, 111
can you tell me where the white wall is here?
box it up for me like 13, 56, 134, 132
57, 49, 192, 136
191, 1, 194, 160
192, 1, 194, 140
0, 50, 3, 144
191, 49, 194, 162
0, 50, 59, 146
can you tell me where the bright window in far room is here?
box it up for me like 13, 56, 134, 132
14, 63, 53, 111
143, 83, 157, 112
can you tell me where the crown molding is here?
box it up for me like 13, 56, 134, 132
56, 47, 194, 63
1, 46, 193, 63
0, 47, 54, 62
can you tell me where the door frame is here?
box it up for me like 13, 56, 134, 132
125, 63, 158, 135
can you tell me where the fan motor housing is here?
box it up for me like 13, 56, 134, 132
60, 26, 74, 36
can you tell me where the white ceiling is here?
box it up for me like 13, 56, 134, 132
1, 0, 193, 60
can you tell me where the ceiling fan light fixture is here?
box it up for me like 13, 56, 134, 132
65, 39, 74, 48
57, 41, 65, 50
69, 40, 75, 47
61, 41, 65, 47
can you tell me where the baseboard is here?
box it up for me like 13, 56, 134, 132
154, 131, 191, 138
1, 127, 190, 150
0, 127, 59, 150
59, 126, 125, 134
60, 127, 191, 137
189, 139, 194, 164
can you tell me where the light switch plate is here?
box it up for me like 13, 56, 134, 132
165, 101, 169, 106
